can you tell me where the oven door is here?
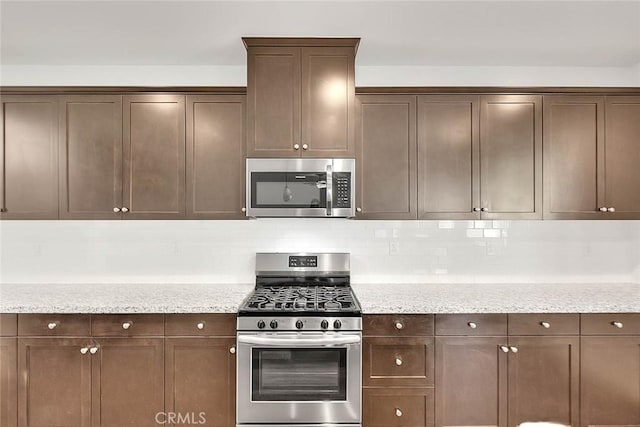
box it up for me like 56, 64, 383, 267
237, 332, 362, 424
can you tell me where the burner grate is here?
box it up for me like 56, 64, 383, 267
242, 285, 358, 312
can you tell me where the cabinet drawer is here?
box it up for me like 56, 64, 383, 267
363, 387, 434, 427
0, 314, 17, 336
436, 314, 507, 336
165, 314, 236, 336
18, 314, 90, 336
91, 314, 164, 336
581, 313, 640, 335
363, 337, 434, 387
508, 313, 580, 335
364, 314, 434, 336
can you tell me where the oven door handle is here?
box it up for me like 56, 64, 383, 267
237, 334, 361, 346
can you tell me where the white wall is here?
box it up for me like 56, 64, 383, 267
2, 64, 639, 87
1, 220, 639, 285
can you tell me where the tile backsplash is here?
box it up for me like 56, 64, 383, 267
1, 220, 639, 284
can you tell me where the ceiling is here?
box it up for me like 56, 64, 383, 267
1, 1, 639, 68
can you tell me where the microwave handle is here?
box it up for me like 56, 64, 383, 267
326, 164, 333, 216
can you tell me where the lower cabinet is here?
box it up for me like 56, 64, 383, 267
165, 337, 236, 427
1, 337, 17, 427
363, 388, 434, 427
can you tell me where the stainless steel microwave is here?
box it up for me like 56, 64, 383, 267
246, 158, 355, 217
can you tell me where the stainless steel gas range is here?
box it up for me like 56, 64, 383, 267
236, 253, 362, 427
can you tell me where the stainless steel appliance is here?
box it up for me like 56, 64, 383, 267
237, 253, 362, 427
245, 158, 355, 217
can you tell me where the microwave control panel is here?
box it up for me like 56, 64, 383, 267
333, 172, 351, 208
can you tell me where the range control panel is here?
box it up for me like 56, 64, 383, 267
288, 255, 318, 268
333, 172, 351, 208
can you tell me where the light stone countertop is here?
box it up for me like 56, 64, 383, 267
1, 282, 638, 314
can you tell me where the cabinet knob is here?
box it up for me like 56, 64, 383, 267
302, 144, 309, 150
395, 321, 404, 330
607, 207, 616, 213
395, 357, 403, 366
481, 207, 488, 212
0, 208, 6, 213
241, 207, 247, 213
113, 207, 121, 213
473, 207, 481, 212
395, 408, 403, 417
121, 207, 129, 213
80, 347, 89, 354
293, 144, 300, 150
599, 207, 608, 212
612, 321, 624, 329
467, 322, 477, 329
230, 346, 236, 354
540, 321, 551, 329
89, 346, 99, 354
196, 322, 205, 330
122, 322, 132, 330
510, 346, 518, 353
356, 207, 362, 213
500, 345, 509, 353
47, 322, 58, 330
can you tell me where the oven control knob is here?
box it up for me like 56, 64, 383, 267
270, 320, 278, 329
257, 320, 266, 329
321, 320, 329, 330
296, 320, 304, 330
333, 320, 342, 329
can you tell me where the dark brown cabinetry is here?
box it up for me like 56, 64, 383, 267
245, 38, 357, 158
580, 314, 640, 427
1, 315, 17, 427
356, 95, 417, 219
186, 95, 246, 219
363, 315, 435, 427
418, 95, 542, 220
123, 95, 186, 219
0, 95, 58, 219
59, 95, 123, 219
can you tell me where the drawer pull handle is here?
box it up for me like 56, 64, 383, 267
467, 322, 477, 329
500, 345, 509, 353
89, 346, 99, 354
612, 321, 624, 329
395, 408, 403, 417
395, 322, 404, 330
510, 346, 518, 353
80, 347, 89, 354
197, 322, 206, 330
230, 346, 236, 354
395, 357, 403, 366
47, 322, 58, 330
540, 321, 551, 329
122, 322, 132, 330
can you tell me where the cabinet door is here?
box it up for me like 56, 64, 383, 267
604, 96, 640, 218
363, 337, 434, 387
92, 338, 163, 427
18, 338, 92, 427
301, 46, 355, 157
165, 338, 236, 427
581, 336, 640, 427
247, 47, 301, 157
435, 337, 507, 427
417, 95, 480, 219
123, 95, 185, 219
363, 388, 434, 427
480, 95, 542, 219
543, 96, 605, 219
507, 336, 579, 426
356, 95, 416, 219
186, 95, 246, 219
0, 95, 58, 219
1, 338, 17, 427
59, 95, 123, 219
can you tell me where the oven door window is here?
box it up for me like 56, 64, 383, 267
252, 348, 347, 401
251, 172, 327, 208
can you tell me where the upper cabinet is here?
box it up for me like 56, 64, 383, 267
245, 38, 358, 158
543, 95, 640, 219
418, 95, 542, 220
0, 95, 58, 219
